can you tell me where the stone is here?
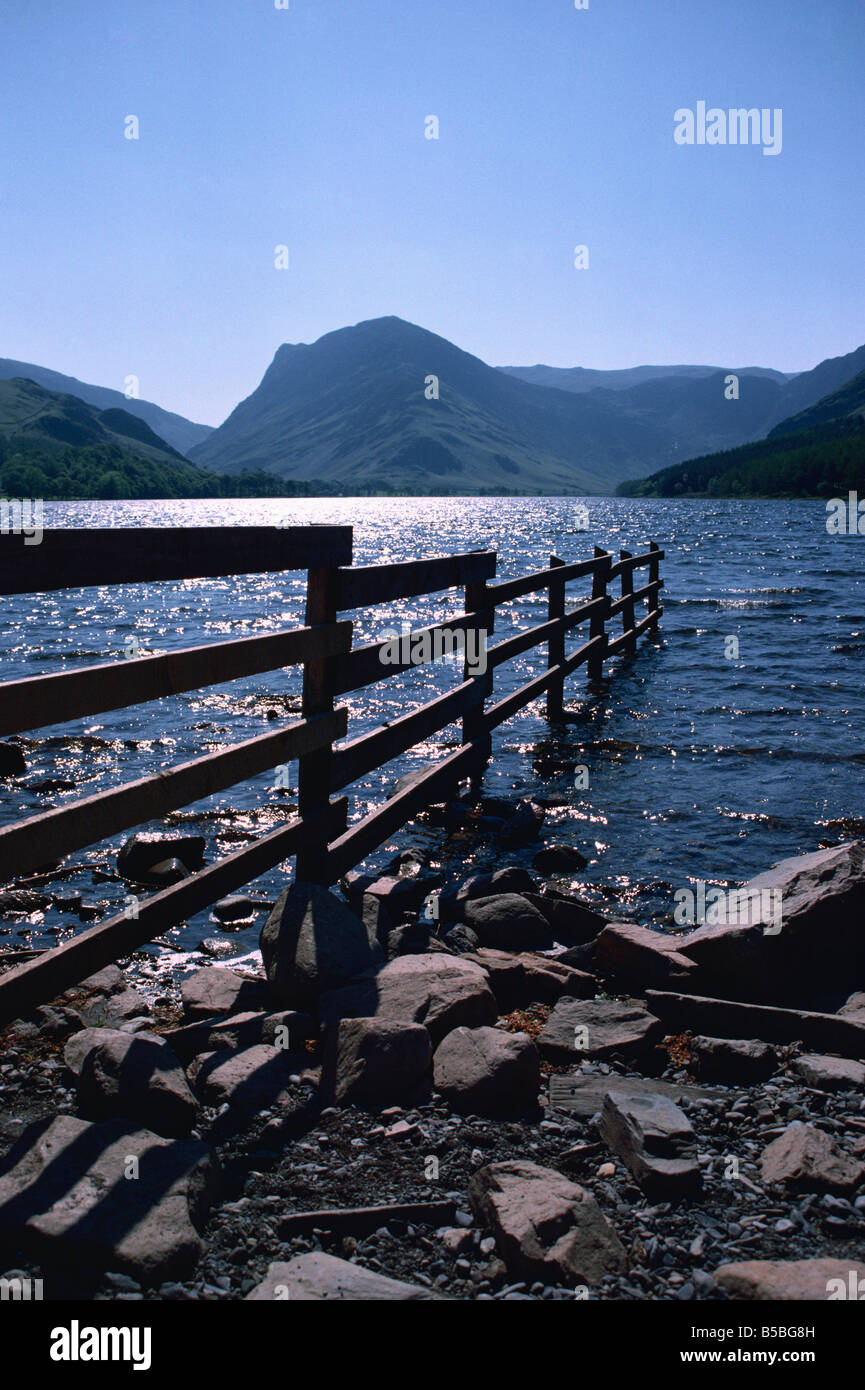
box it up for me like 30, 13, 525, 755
0, 742, 26, 776
437, 867, 537, 923
530, 893, 608, 947
690, 1035, 777, 1084
191, 1043, 309, 1116
498, 800, 545, 847
645, 989, 865, 1061
433, 1026, 540, 1116
677, 841, 865, 1008
598, 1090, 701, 1197
212, 895, 263, 923
246, 1252, 440, 1300
180, 966, 269, 1021
321, 1017, 432, 1107
791, 1053, 865, 1091
0, 1115, 218, 1284
547, 1071, 724, 1117
468, 1160, 628, 1285
595, 923, 700, 988
64, 1027, 129, 1076
77, 1033, 199, 1139
385, 923, 431, 958
260, 882, 383, 1009
364, 873, 441, 914
117, 833, 206, 882
538, 999, 663, 1063
0, 888, 49, 913
839, 992, 865, 1020
465, 948, 594, 1011
29, 1004, 84, 1038
162, 1009, 315, 1065
714, 1258, 865, 1301
442, 924, 480, 955
80, 988, 150, 1027
319, 953, 497, 1045
532, 845, 588, 874
760, 1121, 865, 1194
462, 894, 553, 952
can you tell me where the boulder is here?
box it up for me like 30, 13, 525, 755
433, 1026, 540, 1116
117, 832, 206, 882
760, 1121, 865, 1194
77, 1032, 199, 1139
321, 1017, 432, 1107
212, 895, 264, 923
468, 1160, 628, 1285
547, 1071, 723, 1118
689, 1035, 777, 1085
596, 923, 700, 988
538, 999, 663, 1063
0, 1115, 218, 1284
163, 1009, 315, 1065
319, 953, 497, 1045
839, 991, 865, 1021
246, 1252, 440, 1300
441, 924, 481, 955
79, 987, 150, 1028
64, 1027, 129, 1076
437, 867, 537, 924
714, 1258, 865, 1301
465, 948, 594, 1010
191, 1043, 312, 1117
677, 841, 865, 1007
180, 966, 269, 1021
645, 989, 865, 1061
791, 1053, 865, 1091
598, 1089, 701, 1197
260, 882, 383, 1009
529, 893, 608, 947
532, 845, 588, 875
498, 800, 545, 846
462, 894, 553, 952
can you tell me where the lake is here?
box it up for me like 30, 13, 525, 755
1, 496, 863, 964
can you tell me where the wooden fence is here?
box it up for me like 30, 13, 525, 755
0, 525, 663, 1023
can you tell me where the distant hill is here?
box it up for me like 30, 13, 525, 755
0, 358, 212, 456
618, 365, 865, 499
498, 362, 794, 394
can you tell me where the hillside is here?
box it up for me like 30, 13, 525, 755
0, 377, 190, 467
0, 358, 212, 456
618, 362, 865, 499
498, 362, 793, 394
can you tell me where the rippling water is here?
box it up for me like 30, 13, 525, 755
1, 496, 863, 964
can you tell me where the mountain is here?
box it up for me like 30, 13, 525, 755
768, 366, 865, 438
0, 377, 191, 465
0, 358, 212, 456
189, 316, 682, 493
767, 343, 865, 428
618, 367, 865, 499
498, 363, 794, 394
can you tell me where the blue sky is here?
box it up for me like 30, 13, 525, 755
1, 0, 862, 424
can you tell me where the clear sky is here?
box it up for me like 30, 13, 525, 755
1, 0, 862, 425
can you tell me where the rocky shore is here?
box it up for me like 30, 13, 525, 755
1, 798, 864, 1302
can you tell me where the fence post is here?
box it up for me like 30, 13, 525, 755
648, 541, 661, 632
462, 573, 494, 785
295, 561, 347, 881
546, 555, 566, 719
587, 546, 611, 682
619, 549, 637, 655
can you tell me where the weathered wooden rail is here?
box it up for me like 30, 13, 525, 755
0, 525, 663, 1022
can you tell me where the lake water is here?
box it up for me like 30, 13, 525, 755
1, 496, 863, 964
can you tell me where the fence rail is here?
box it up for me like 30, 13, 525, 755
0, 523, 663, 1024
